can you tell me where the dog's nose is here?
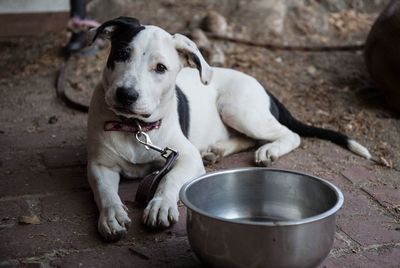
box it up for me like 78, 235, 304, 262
116, 87, 139, 105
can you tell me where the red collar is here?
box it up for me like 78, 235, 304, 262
104, 119, 161, 133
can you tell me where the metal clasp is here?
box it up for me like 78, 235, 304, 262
135, 122, 177, 159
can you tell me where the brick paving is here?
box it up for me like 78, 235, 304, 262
0, 72, 399, 267
1, 17, 400, 268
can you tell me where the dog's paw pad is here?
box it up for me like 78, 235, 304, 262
98, 204, 131, 241
210, 143, 226, 157
255, 144, 279, 167
142, 197, 179, 229
201, 151, 220, 165
201, 145, 226, 165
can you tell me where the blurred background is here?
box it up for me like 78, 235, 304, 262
1, 1, 399, 267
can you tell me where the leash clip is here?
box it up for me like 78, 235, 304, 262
135, 122, 177, 159
134, 121, 180, 206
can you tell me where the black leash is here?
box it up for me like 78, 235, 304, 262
135, 151, 179, 206
133, 126, 180, 207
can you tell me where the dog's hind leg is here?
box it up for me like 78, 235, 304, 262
217, 83, 300, 166
235, 115, 300, 166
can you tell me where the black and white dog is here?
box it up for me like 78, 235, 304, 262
87, 17, 371, 241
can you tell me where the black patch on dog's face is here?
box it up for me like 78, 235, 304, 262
176, 85, 190, 137
107, 25, 145, 69
93, 17, 145, 70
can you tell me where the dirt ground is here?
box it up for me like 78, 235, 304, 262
0, 0, 399, 267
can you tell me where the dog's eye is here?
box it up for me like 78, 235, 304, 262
115, 48, 131, 61
155, 63, 167, 74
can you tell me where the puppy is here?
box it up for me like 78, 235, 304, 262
87, 17, 371, 241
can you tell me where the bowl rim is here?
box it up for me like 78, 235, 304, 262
179, 167, 344, 226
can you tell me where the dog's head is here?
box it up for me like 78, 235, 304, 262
90, 16, 212, 121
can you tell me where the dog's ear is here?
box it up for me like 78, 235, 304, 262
173, 33, 213, 85
90, 17, 143, 45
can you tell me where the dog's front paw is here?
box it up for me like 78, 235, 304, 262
98, 204, 131, 241
142, 196, 179, 229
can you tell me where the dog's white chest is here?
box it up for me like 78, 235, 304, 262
106, 131, 160, 164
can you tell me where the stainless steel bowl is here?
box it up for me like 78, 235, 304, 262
180, 168, 344, 268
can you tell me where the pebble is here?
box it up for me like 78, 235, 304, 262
190, 29, 210, 48
48, 115, 58, 124
307, 65, 317, 75
201, 10, 228, 35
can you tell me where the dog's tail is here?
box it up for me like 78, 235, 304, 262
268, 93, 372, 160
